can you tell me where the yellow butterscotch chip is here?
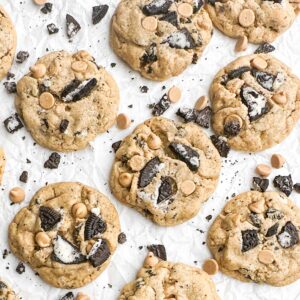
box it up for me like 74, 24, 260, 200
128, 155, 145, 171
35, 232, 51, 248
147, 134, 162, 150
258, 250, 275, 264
76, 292, 90, 300
195, 96, 208, 111
235, 36, 248, 52
72, 203, 88, 218
168, 86, 182, 103
71, 61, 88, 73
33, 0, 47, 5
119, 173, 133, 187
39, 92, 55, 110
117, 113, 131, 129
272, 91, 287, 105
30, 64, 47, 79
142, 16, 158, 32
181, 180, 196, 196
9, 187, 25, 203
271, 154, 285, 168
255, 164, 272, 177
239, 9, 255, 27
178, 3, 193, 18
0, 148, 6, 185
249, 200, 265, 214
251, 57, 268, 70
203, 259, 219, 275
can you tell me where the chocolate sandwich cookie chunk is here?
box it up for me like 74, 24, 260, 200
0, 279, 19, 300
208, 191, 300, 286
110, 117, 221, 226
206, 0, 296, 44
15, 51, 119, 151
119, 252, 220, 299
210, 54, 300, 152
0, 5, 16, 80
110, 0, 213, 81
8, 182, 120, 288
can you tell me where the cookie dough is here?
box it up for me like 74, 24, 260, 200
110, 117, 221, 226
0, 279, 19, 300
208, 191, 300, 286
9, 182, 120, 288
210, 54, 300, 152
206, 0, 296, 44
110, 0, 213, 81
15, 50, 119, 152
119, 253, 220, 299
0, 5, 16, 80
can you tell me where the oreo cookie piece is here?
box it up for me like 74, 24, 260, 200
39, 206, 61, 231
112, 140, 122, 153
266, 223, 279, 237
118, 232, 127, 244
157, 176, 177, 204
265, 208, 284, 220
138, 157, 162, 188
294, 183, 300, 193
277, 221, 299, 248
254, 43, 275, 54
224, 119, 241, 137
252, 177, 269, 192
44, 152, 61, 169
241, 229, 259, 252
16, 262, 25, 274
4, 113, 24, 134
92, 4, 109, 25
84, 213, 107, 240
19, 171, 28, 183
159, 11, 178, 27
88, 239, 111, 267
193, 0, 204, 13
4, 81, 17, 93
227, 66, 251, 81
240, 86, 269, 122
47, 23, 59, 34
176, 107, 197, 123
142, 0, 173, 16
52, 235, 86, 264
251, 69, 275, 91
41, 3, 53, 14
66, 14, 81, 39
0, 281, 7, 289
59, 119, 69, 133
152, 94, 171, 116
164, 28, 196, 49
169, 142, 200, 171
16, 51, 29, 64
249, 213, 262, 228
140, 43, 157, 67
147, 244, 167, 260
194, 106, 211, 129
273, 174, 293, 196
210, 135, 230, 158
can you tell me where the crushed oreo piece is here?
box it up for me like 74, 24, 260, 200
266, 223, 279, 237
273, 174, 293, 196
142, 0, 173, 16
141, 43, 158, 68
4, 113, 24, 134
16, 51, 29, 63
59, 119, 69, 133
241, 229, 259, 252
176, 107, 197, 123
294, 183, 300, 193
41, 3, 53, 14
92, 4, 109, 25
4, 81, 16, 93
249, 213, 262, 228
159, 11, 178, 27
16, 262, 25, 274
169, 142, 200, 171
66, 14, 81, 39
60, 292, 74, 300
157, 176, 177, 204
273, 72, 285, 90
193, 0, 204, 12
252, 177, 269, 192
6, 72, 15, 80
194, 106, 211, 128
61, 78, 97, 102
254, 43, 275, 54
251, 69, 275, 91
84, 213, 107, 240
227, 66, 251, 81
147, 244, 167, 260
112, 140, 122, 153
164, 28, 196, 49
277, 221, 299, 248
47, 23, 59, 34
152, 93, 171, 116
240, 86, 269, 122
39, 206, 61, 231
44, 152, 61, 169
265, 208, 284, 220
138, 157, 162, 188
118, 232, 127, 244
88, 239, 110, 267
140, 86, 149, 93
224, 119, 241, 137
210, 135, 230, 158
19, 171, 28, 183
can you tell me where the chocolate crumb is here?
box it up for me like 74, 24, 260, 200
19, 171, 28, 183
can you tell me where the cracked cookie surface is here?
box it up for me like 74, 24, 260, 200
206, 0, 296, 44
0, 279, 18, 300
110, 0, 213, 81
8, 182, 120, 288
0, 5, 16, 80
110, 117, 221, 226
208, 191, 300, 286
210, 54, 300, 152
15, 50, 119, 152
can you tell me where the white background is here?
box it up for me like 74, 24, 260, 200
0, 0, 300, 299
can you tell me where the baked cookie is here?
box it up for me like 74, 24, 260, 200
9, 182, 120, 288
0, 279, 19, 300
110, 117, 221, 226
15, 50, 119, 152
0, 5, 16, 80
208, 191, 300, 286
110, 0, 213, 81
206, 0, 296, 44
119, 252, 220, 299
210, 54, 300, 152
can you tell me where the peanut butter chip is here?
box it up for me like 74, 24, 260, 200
195, 96, 208, 111
39, 92, 55, 110
147, 134, 162, 150
76, 292, 90, 300
33, 0, 47, 5
142, 16, 158, 32
258, 250, 275, 264
168, 86, 182, 103
239, 9, 255, 27
271, 154, 285, 168
119, 173, 133, 188
249, 200, 264, 214
71, 61, 88, 73
30, 64, 47, 79
235, 36, 248, 52
9, 187, 25, 203
203, 259, 219, 275
129, 155, 145, 171
256, 164, 272, 177
181, 180, 195, 196
144, 252, 159, 268
117, 113, 131, 129
272, 91, 287, 105
72, 203, 88, 218
178, 3, 193, 17
35, 232, 51, 248
251, 57, 268, 70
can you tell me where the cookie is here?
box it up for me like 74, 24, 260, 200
206, 0, 296, 44
0, 5, 16, 80
15, 50, 119, 152
110, 117, 221, 226
119, 252, 220, 299
0, 279, 19, 300
8, 182, 120, 288
210, 54, 300, 152
110, 0, 213, 81
208, 191, 300, 286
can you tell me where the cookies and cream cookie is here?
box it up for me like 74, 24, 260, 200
0, 279, 19, 300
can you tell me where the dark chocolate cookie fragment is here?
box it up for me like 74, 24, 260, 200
16, 51, 29, 64
164, 28, 196, 49
88, 239, 111, 267
92, 5, 109, 25
194, 106, 211, 129
39, 206, 61, 231
265, 208, 284, 220
169, 142, 200, 171
66, 14, 81, 39
159, 11, 178, 27
44, 152, 61, 169
176, 107, 197, 123
41, 3, 53, 14
84, 213, 107, 240
157, 176, 177, 204
193, 0, 204, 13
241, 229, 259, 252
60, 292, 74, 300
112, 140, 122, 153
147, 244, 167, 260
251, 69, 275, 91
210, 135, 230, 158
47, 23, 59, 34
249, 213, 262, 228
59, 119, 69, 133
4, 81, 17, 93
142, 0, 173, 16
140, 43, 157, 67
277, 221, 299, 248
4, 113, 24, 134
138, 157, 162, 188
19, 170, 28, 183
254, 43, 275, 54
252, 177, 269, 192
273, 174, 293, 196
152, 94, 171, 116
240, 86, 269, 122
266, 223, 279, 237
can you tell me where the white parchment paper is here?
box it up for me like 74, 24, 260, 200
1, 0, 300, 299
